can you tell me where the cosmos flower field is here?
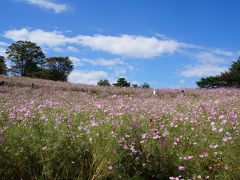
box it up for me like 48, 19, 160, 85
1, 75, 240, 179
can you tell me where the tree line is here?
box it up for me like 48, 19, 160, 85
196, 58, 240, 88
97, 78, 150, 88
0, 40, 151, 88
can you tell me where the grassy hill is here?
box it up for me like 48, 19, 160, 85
1, 75, 240, 179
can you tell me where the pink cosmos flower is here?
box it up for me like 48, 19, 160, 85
183, 156, 193, 161
178, 166, 186, 171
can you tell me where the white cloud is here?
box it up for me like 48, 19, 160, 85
51, 47, 64, 52
3, 28, 199, 58
179, 79, 185, 84
180, 64, 228, 77
113, 66, 127, 77
3, 28, 239, 64
4, 28, 69, 47
69, 56, 83, 67
75, 34, 189, 58
211, 49, 234, 57
0, 42, 8, 47
66, 46, 78, 52
83, 58, 125, 67
69, 70, 108, 84
82, 57, 135, 76
0, 48, 10, 67
194, 52, 226, 64
50, 46, 78, 53
21, 0, 70, 13
0, 47, 7, 58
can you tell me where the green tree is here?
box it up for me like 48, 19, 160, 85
132, 84, 139, 88
218, 71, 231, 87
228, 58, 240, 87
141, 82, 150, 88
45, 57, 73, 81
0, 56, 7, 75
196, 76, 220, 88
113, 78, 130, 87
97, 79, 110, 86
6, 41, 45, 77
196, 58, 240, 88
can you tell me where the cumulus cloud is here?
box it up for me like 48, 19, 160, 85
180, 64, 228, 77
21, 0, 70, 13
4, 28, 191, 58
4, 28, 69, 47
68, 70, 108, 84
75, 34, 189, 58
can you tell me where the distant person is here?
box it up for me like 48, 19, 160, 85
180, 90, 185, 97
153, 89, 159, 96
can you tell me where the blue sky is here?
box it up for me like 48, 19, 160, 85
0, 0, 240, 88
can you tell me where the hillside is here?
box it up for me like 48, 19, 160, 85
1, 75, 240, 179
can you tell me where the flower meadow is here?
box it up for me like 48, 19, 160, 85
1, 75, 240, 180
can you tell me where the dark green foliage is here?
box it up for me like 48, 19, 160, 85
6, 41, 45, 77
196, 58, 240, 88
141, 82, 150, 89
0, 56, 7, 75
97, 79, 110, 86
5, 41, 74, 82
113, 78, 131, 87
0, 118, 96, 180
196, 76, 221, 88
132, 84, 139, 88
228, 59, 240, 87
45, 57, 73, 81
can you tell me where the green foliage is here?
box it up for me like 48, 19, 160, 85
1, 77, 240, 179
97, 79, 110, 86
132, 84, 139, 88
0, 56, 7, 75
45, 57, 73, 81
5, 41, 74, 82
113, 78, 131, 87
6, 41, 45, 77
141, 82, 150, 89
196, 58, 240, 88
196, 76, 221, 88
228, 59, 240, 87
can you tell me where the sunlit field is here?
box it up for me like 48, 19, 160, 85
1, 75, 240, 179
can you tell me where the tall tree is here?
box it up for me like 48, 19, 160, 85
196, 76, 220, 88
0, 56, 7, 75
113, 78, 130, 87
46, 57, 73, 81
196, 57, 240, 88
6, 41, 45, 77
228, 58, 240, 87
